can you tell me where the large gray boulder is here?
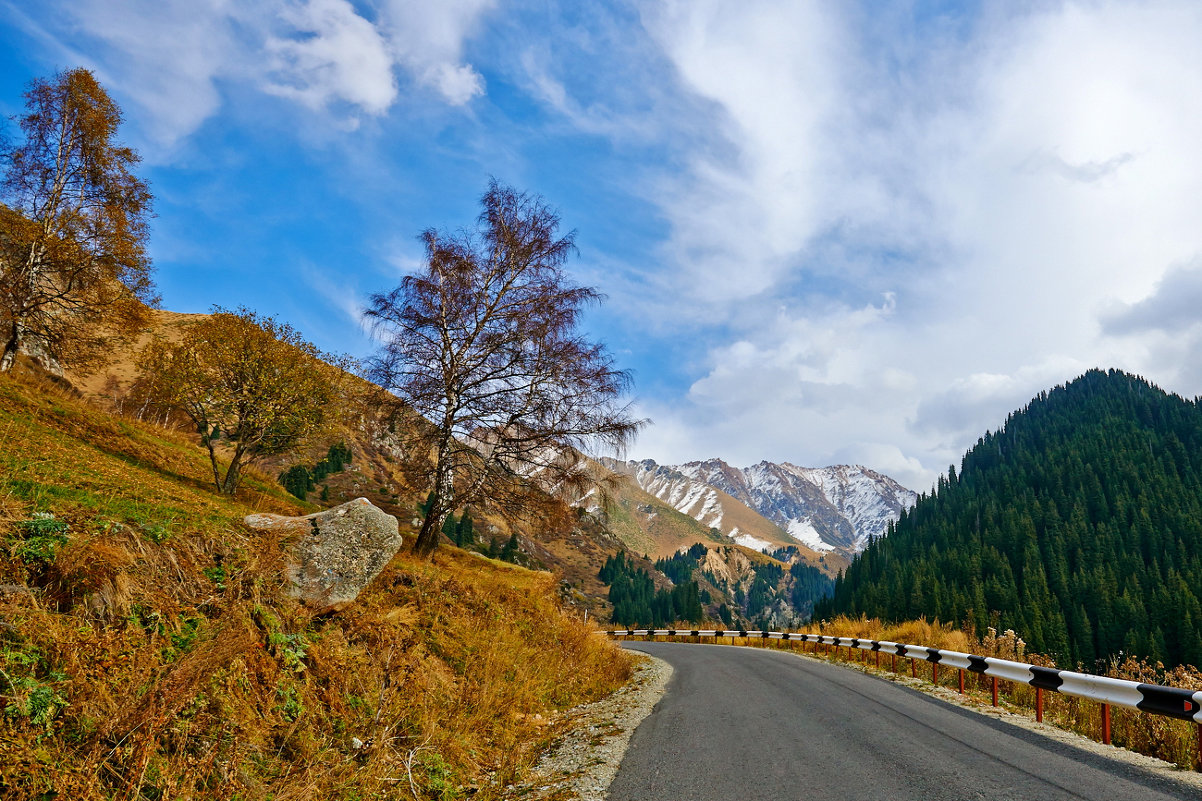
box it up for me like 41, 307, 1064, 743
245, 497, 402, 614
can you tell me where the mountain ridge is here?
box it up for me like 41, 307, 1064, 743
605, 456, 916, 559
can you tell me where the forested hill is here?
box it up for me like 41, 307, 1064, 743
817, 369, 1202, 670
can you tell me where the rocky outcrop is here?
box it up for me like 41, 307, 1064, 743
245, 497, 402, 614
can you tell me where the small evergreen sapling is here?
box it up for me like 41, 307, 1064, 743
500, 533, 519, 562
457, 511, 474, 546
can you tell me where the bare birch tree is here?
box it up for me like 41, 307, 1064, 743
0, 68, 155, 373
365, 180, 643, 558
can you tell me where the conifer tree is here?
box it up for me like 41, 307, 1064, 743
501, 532, 519, 562
818, 370, 1202, 667
457, 510, 474, 546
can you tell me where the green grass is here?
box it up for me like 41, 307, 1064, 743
0, 376, 307, 543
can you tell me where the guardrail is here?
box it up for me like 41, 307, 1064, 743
608, 628, 1202, 762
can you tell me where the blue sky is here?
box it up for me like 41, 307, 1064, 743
5, 1, 1202, 492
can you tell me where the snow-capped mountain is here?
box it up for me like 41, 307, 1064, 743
601, 458, 803, 555
607, 457, 916, 557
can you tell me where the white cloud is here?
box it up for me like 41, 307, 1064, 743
627, 0, 1202, 487
909, 360, 1089, 443
638, 0, 848, 303
45, 0, 239, 147
377, 0, 493, 105
29, 0, 494, 147
1100, 258, 1202, 391
1101, 259, 1202, 337
265, 0, 397, 113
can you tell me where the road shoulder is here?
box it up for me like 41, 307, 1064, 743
505, 653, 673, 800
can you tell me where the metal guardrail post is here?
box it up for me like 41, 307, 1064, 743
992, 675, 999, 707
1036, 687, 1043, 722
1102, 703, 1112, 745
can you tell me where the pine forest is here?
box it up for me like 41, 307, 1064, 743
818, 369, 1202, 670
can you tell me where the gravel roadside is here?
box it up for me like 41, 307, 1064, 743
503, 653, 672, 800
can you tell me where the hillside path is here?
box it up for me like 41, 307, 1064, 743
608, 641, 1201, 801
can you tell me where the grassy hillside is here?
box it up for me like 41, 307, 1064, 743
62, 310, 832, 629
0, 371, 633, 800
65, 310, 666, 621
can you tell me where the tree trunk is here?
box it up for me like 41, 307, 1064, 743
205, 439, 224, 494
0, 319, 22, 372
413, 509, 445, 558
414, 440, 456, 559
221, 447, 246, 496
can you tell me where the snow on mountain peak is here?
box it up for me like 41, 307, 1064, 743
613, 456, 916, 557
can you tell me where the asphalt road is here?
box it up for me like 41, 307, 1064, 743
608, 641, 1202, 801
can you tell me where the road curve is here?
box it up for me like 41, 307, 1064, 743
608, 641, 1201, 801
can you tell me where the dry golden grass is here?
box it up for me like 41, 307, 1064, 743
0, 372, 634, 800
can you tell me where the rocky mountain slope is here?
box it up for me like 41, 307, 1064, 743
606, 457, 916, 559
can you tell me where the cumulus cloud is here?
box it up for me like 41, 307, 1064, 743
909, 360, 1089, 442
626, 0, 1202, 487
264, 0, 397, 114
377, 0, 493, 105
27, 0, 494, 146
1098, 258, 1202, 392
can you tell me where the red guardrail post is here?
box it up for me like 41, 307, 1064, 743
958, 668, 965, 694
1196, 724, 1201, 769
1036, 687, 1043, 722
910, 658, 917, 678
875, 650, 881, 668
991, 676, 999, 707
932, 663, 939, 684
892, 653, 897, 673
1102, 703, 1112, 745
